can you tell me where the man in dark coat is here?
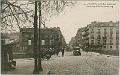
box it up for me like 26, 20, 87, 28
62, 48, 64, 57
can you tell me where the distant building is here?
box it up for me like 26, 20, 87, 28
69, 37, 76, 50
74, 21, 119, 55
74, 28, 83, 47
70, 26, 89, 50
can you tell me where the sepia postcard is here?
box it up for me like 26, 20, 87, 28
1, 0, 119, 75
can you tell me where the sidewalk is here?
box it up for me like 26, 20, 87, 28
1, 58, 50, 74
1, 52, 71, 74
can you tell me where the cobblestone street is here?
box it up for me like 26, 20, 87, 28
4, 51, 119, 75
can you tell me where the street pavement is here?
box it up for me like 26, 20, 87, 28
2, 51, 119, 75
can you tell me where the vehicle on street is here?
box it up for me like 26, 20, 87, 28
73, 47, 81, 56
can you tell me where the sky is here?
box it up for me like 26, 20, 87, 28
46, 1, 119, 43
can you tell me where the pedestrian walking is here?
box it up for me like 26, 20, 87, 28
62, 48, 64, 57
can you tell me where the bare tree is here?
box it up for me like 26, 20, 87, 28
1, 0, 76, 32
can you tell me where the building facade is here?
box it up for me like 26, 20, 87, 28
88, 21, 119, 51
75, 27, 84, 47
20, 27, 66, 55
74, 21, 119, 55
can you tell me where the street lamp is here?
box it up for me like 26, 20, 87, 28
38, 1, 43, 72
33, 1, 45, 73
33, 1, 38, 74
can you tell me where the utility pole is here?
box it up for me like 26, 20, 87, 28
33, 1, 38, 74
38, 1, 43, 71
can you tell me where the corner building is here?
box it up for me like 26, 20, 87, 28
88, 21, 119, 51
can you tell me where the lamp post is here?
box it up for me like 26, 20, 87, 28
38, 1, 43, 71
33, 1, 38, 74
